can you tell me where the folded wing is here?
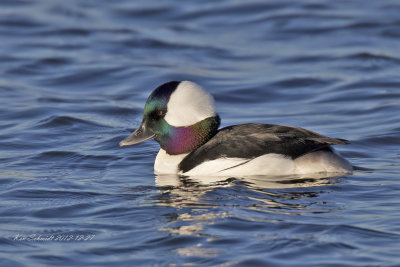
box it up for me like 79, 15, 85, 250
179, 123, 348, 173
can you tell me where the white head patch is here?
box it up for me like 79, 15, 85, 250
164, 81, 216, 127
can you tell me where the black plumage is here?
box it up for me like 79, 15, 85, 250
178, 123, 349, 173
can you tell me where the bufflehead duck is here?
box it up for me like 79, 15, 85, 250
120, 81, 352, 176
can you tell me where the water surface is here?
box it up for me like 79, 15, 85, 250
1, 0, 400, 266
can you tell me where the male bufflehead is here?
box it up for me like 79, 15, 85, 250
120, 81, 352, 176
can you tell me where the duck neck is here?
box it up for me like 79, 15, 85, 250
157, 115, 220, 155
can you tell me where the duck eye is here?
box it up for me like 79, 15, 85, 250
154, 109, 166, 119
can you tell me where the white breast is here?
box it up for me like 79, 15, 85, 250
154, 149, 188, 174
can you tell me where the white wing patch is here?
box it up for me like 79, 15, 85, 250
164, 81, 216, 127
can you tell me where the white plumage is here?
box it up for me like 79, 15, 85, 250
155, 148, 352, 176
164, 81, 216, 127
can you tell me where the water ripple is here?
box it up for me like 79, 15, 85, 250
0, 0, 399, 266
35, 115, 108, 129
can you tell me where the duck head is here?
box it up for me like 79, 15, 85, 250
119, 81, 220, 155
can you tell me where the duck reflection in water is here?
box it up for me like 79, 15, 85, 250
155, 173, 345, 239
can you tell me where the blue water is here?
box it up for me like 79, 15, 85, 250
1, 0, 400, 266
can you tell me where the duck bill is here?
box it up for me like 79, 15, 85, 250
119, 123, 155, 147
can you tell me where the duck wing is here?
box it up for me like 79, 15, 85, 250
178, 123, 348, 173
